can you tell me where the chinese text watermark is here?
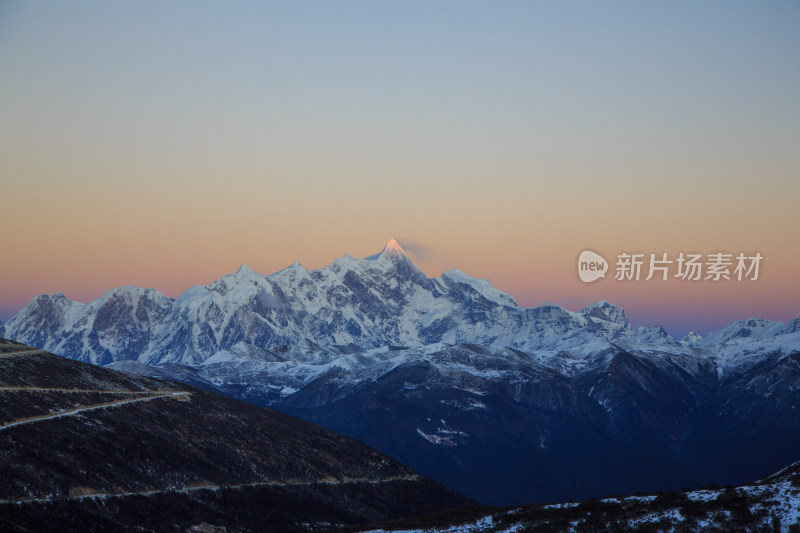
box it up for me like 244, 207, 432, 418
578, 251, 762, 283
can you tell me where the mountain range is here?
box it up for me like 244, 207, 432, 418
3, 239, 800, 505
4, 240, 797, 367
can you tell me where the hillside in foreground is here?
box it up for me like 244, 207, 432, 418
0, 338, 467, 532
351, 462, 800, 532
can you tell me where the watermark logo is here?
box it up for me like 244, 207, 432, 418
578, 250, 763, 283
578, 250, 609, 283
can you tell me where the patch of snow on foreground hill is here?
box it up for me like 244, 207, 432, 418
360, 475, 800, 532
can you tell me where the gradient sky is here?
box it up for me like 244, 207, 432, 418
1, 1, 799, 337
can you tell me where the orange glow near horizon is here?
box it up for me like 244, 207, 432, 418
2, 218, 798, 337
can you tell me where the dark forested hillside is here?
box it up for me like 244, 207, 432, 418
0, 339, 467, 532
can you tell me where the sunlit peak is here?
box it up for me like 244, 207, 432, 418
383, 239, 405, 256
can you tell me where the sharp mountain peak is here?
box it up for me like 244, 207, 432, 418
382, 238, 405, 256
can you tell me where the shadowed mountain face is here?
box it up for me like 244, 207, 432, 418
103, 340, 800, 507
272, 344, 800, 506
0, 339, 467, 532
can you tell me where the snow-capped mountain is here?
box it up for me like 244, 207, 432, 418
7, 239, 796, 370
4, 239, 800, 505
0, 240, 637, 365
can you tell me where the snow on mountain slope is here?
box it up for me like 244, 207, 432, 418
438, 268, 517, 308
581, 299, 629, 327
698, 317, 789, 346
